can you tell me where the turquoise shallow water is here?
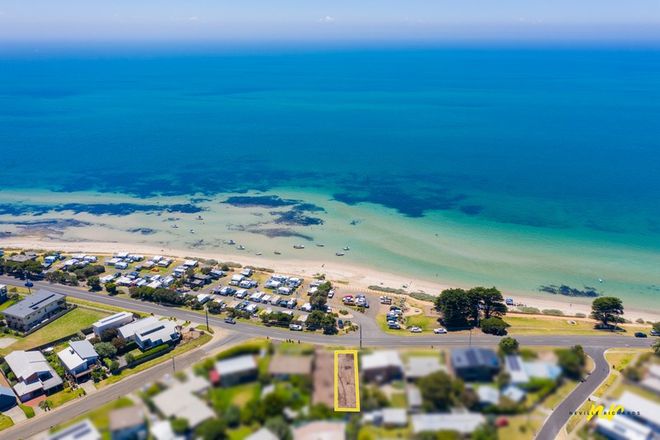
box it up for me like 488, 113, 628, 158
1, 46, 659, 308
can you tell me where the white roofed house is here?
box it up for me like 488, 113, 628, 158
4, 350, 63, 402
48, 419, 101, 440
361, 350, 404, 383
134, 320, 180, 351
411, 413, 486, 436
57, 340, 99, 379
118, 316, 159, 341
214, 355, 258, 386
405, 356, 446, 381
92, 311, 134, 337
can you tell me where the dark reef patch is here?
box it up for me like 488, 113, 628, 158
128, 227, 157, 235
224, 195, 325, 226
539, 284, 601, 297
271, 210, 324, 226
0, 203, 204, 217
246, 228, 314, 240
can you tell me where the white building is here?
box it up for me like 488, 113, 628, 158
133, 320, 180, 350
152, 384, 214, 428
92, 311, 134, 337
411, 413, 486, 435
118, 316, 159, 341
57, 340, 99, 378
5, 350, 63, 402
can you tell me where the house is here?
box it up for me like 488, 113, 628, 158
640, 364, 660, 395
57, 340, 99, 378
293, 421, 346, 440
150, 420, 183, 440
183, 259, 198, 268
361, 350, 404, 383
0, 386, 16, 411
48, 419, 101, 440
109, 406, 147, 440
504, 355, 561, 385
134, 320, 180, 350
406, 384, 423, 413
477, 385, 500, 406
92, 312, 134, 337
4, 350, 63, 402
381, 408, 408, 427
613, 391, 660, 432
152, 384, 215, 428
502, 385, 526, 403
405, 356, 445, 381
451, 348, 500, 381
117, 316, 159, 341
2, 289, 67, 332
214, 355, 258, 386
595, 414, 652, 440
268, 354, 313, 378
411, 413, 486, 435
245, 428, 278, 440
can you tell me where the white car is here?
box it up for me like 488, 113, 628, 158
289, 324, 303, 331
433, 327, 448, 334
409, 326, 422, 333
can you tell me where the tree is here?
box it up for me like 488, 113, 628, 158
653, 322, 660, 334
591, 297, 624, 328
556, 345, 586, 379
435, 289, 474, 328
265, 416, 293, 440
498, 337, 519, 355
195, 419, 227, 440
306, 310, 325, 330
207, 301, 224, 314
653, 340, 660, 357
310, 281, 331, 311
470, 287, 507, 319
87, 276, 101, 291
471, 424, 498, 440
418, 371, 456, 411
94, 342, 117, 359
321, 314, 337, 335
100, 328, 119, 342
170, 418, 190, 435
105, 282, 117, 295
224, 405, 241, 428
480, 317, 510, 335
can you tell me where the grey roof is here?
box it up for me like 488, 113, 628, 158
215, 355, 257, 376
0, 387, 14, 398
451, 348, 499, 369
70, 340, 98, 360
3, 289, 64, 318
48, 420, 101, 440
135, 320, 179, 346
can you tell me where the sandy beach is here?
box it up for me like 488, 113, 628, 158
2, 235, 658, 323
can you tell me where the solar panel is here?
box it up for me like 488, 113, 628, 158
466, 350, 478, 366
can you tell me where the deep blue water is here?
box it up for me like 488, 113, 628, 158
1, 47, 660, 240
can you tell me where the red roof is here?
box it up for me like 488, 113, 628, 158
209, 369, 220, 385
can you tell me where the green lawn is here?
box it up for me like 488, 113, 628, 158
358, 425, 411, 440
209, 383, 261, 413
389, 392, 407, 408
507, 315, 650, 337
0, 299, 19, 312
48, 387, 86, 408
97, 333, 212, 387
228, 426, 254, 440
0, 415, 13, 431
1, 308, 109, 354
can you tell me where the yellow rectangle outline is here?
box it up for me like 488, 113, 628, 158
334, 349, 360, 412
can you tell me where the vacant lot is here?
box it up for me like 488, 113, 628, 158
336, 351, 358, 411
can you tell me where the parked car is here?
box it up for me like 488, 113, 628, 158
409, 326, 422, 333
433, 327, 448, 334
650, 329, 660, 336
289, 324, 303, 331
224, 317, 236, 324
388, 322, 401, 330
634, 332, 647, 338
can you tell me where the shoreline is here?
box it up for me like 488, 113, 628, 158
1, 236, 659, 322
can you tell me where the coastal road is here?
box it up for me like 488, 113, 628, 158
0, 277, 653, 350
0, 331, 248, 440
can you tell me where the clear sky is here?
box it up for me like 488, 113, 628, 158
1, 0, 659, 44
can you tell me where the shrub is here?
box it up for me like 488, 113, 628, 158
542, 309, 564, 316
20, 404, 35, 418
517, 306, 541, 314
480, 317, 510, 335
575, 313, 586, 318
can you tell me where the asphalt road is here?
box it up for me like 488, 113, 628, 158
0, 276, 654, 439
535, 347, 609, 440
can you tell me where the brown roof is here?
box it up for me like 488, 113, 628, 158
312, 350, 334, 408
109, 406, 145, 431
268, 354, 313, 376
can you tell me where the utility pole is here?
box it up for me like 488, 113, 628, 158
205, 307, 210, 332
359, 325, 363, 349
172, 355, 176, 372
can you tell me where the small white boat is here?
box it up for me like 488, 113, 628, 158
256, 252, 262, 256
171, 224, 178, 229
189, 229, 195, 234
237, 245, 245, 250
274, 251, 282, 255
343, 246, 350, 251
335, 252, 345, 256
293, 244, 305, 249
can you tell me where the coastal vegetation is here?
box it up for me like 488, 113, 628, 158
591, 296, 625, 328
434, 286, 508, 334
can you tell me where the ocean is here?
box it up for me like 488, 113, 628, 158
1, 46, 659, 308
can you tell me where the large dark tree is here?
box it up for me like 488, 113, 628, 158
434, 289, 474, 328
418, 371, 461, 411
470, 286, 507, 319
591, 297, 624, 328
